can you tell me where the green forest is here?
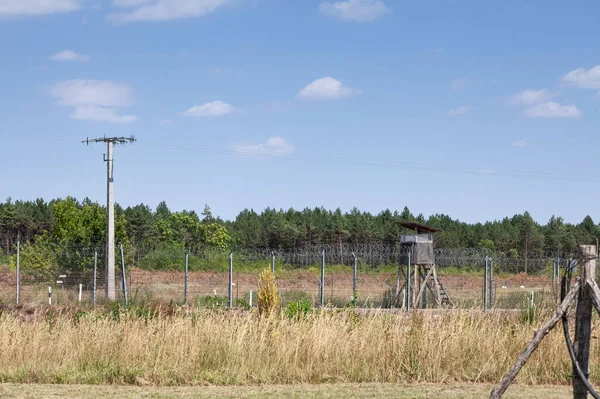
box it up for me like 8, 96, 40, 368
1, 196, 598, 256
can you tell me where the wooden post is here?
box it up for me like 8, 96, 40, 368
413, 265, 419, 309
490, 281, 579, 399
573, 245, 597, 399
415, 267, 434, 308
586, 278, 600, 316
432, 265, 443, 306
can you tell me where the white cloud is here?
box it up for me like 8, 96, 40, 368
319, 0, 388, 22
447, 105, 472, 116
0, 0, 84, 16
51, 80, 132, 107
182, 101, 237, 117
51, 80, 136, 123
50, 50, 90, 62
108, 0, 232, 23
234, 136, 294, 156
297, 77, 361, 101
512, 139, 528, 148
561, 65, 600, 90
524, 101, 581, 118
479, 168, 492, 174
509, 89, 554, 105
70, 106, 137, 123
451, 77, 469, 91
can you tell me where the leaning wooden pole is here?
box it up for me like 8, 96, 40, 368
574, 245, 597, 399
585, 277, 600, 316
490, 281, 579, 399
415, 267, 434, 308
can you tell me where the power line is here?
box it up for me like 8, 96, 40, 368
137, 139, 600, 183
2, 135, 596, 182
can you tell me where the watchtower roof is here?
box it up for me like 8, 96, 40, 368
398, 222, 440, 234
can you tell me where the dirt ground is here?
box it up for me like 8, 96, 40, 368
0, 383, 572, 399
125, 269, 554, 307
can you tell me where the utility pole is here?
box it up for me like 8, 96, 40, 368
83, 136, 135, 301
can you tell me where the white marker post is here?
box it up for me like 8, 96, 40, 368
530, 291, 534, 308
57, 275, 65, 306
48, 286, 52, 306
78, 284, 83, 303
249, 290, 253, 307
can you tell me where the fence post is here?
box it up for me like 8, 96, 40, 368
395, 256, 401, 307
93, 250, 98, 305
16, 239, 20, 305
489, 258, 494, 307
573, 245, 597, 398
483, 256, 489, 310
406, 250, 411, 310
120, 244, 128, 306
271, 252, 275, 274
401, 288, 406, 310
552, 258, 557, 289
229, 252, 233, 308
352, 252, 357, 301
184, 253, 189, 304
320, 250, 325, 307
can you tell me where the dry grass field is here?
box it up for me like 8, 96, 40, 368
0, 268, 579, 398
0, 306, 589, 387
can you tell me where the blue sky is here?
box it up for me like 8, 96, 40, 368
1, 0, 600, 224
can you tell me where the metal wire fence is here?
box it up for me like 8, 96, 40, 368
0, 242, 572, 310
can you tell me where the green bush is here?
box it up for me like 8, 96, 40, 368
139, 248, 185, 271
235, 299, 251, 310
348, 289, 358, 308
284, 298, 312, 319
202, 295, 227, 308
106, 301, 122, 321
18, 235, 56, 279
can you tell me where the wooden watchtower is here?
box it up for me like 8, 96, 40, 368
397, 222, 453, 309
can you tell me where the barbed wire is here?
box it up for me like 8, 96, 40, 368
0, 241, 573, 279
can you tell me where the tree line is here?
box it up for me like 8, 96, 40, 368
1, 197, 598, 257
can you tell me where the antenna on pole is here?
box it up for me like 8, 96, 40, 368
83, 136, 136, 301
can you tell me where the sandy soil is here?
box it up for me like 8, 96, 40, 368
0, 383, 571, 399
